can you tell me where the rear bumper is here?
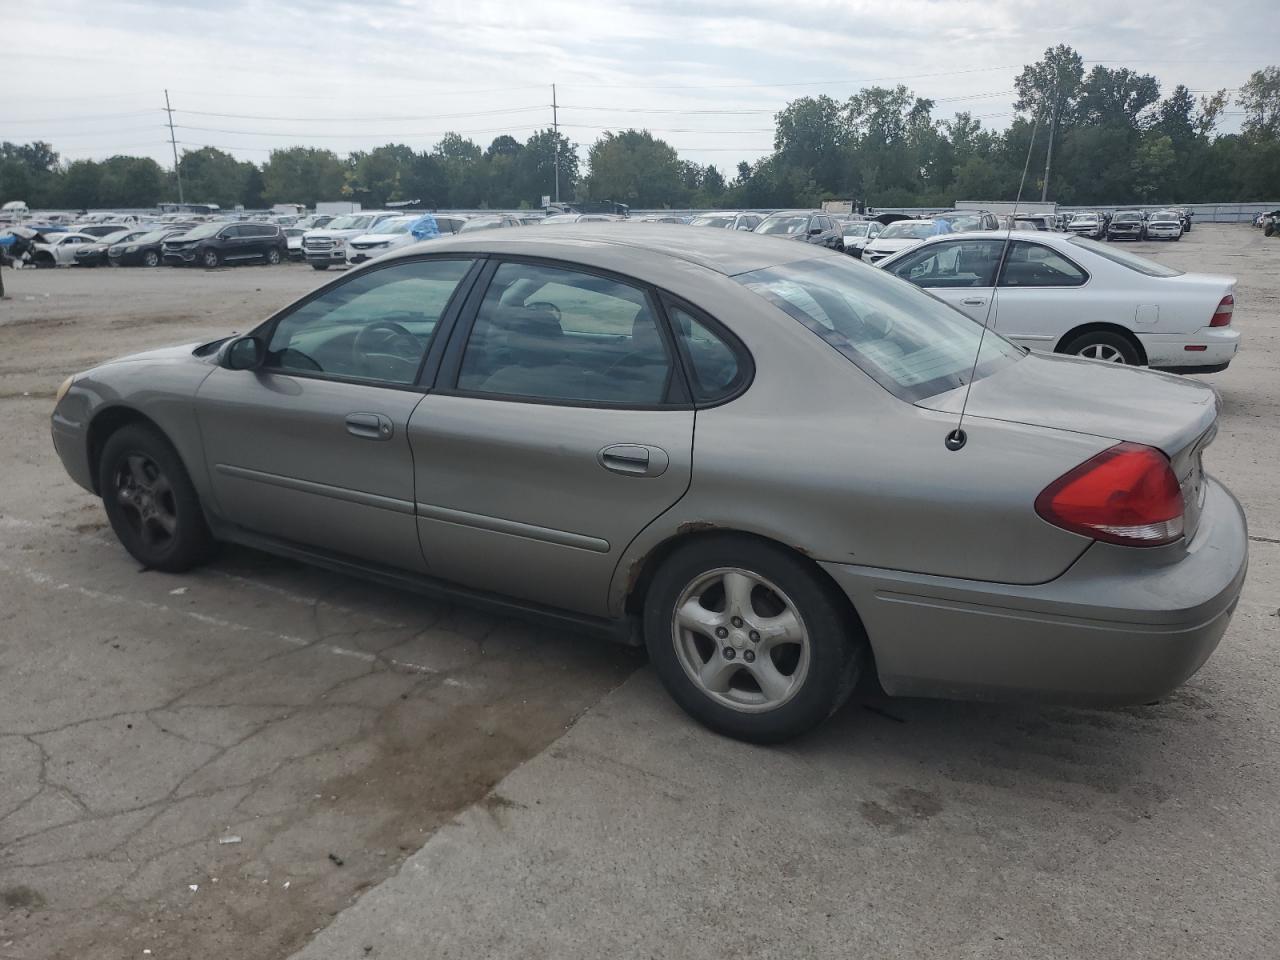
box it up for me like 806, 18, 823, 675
822, 477, 1247, 705
1141, 327, 1241, 369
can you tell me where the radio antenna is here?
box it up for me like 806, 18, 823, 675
944, 106, 1044, 452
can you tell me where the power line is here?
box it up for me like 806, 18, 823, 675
169, 105, 550, 123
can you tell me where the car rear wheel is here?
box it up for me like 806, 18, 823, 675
143, 250, 160, 267
98, 423, 215, 573
202, 248, 220, 268
1062, 330, 1140, 365
644, 536, 865, 743
265, 247, 282, 265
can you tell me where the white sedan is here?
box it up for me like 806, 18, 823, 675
877, 230, 1240, 372
28, 232, 103, 268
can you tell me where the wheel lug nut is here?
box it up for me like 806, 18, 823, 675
723, 647, 736, 660
731, 616, 743, 628
743, 650, 756, 663
714, 626, 728, 639
749, 630, 760, 643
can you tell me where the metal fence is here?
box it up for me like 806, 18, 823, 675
864, 202, 1279, 223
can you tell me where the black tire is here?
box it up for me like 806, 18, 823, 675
143, 250, 160, 267
311, 263, 329, 271
34, 255, 54, 269
265, 247, 282, 265
201, 248, 220, 269
98, 423, 215, 573
644, 535, 865, 743
1061, 329, 1141, 365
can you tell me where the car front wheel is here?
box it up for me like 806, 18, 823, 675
98, 423, 215, 572
644, 536, 865, 743
202, 248, 220, 268
311, 263, 329, 271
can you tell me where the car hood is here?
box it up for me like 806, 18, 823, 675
349, 232, 402, 244
867, 237, 923, 253
305, 228, 363, 240
100, 342, 207, 366
918, 352, 1218, 458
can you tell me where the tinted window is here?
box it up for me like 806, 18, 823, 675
887, 239, 1004, 288
736, 257, 1021, 402
1000, 242, 1088, 287
266, 259, 472, 384
667, 303, 748, 404
457, 262, 671, 405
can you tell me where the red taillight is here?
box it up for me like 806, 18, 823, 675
1035, 442, 1184, 547
1210, 294, 1234, 327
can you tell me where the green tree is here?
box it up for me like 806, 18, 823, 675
177, 147, 259, 208
585, 130, 689, 207
348, 144, 416, 208
1238, 66, 1280, 138
262, 147, 346, 207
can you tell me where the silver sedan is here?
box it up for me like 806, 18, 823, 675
50, 225, 1248, 742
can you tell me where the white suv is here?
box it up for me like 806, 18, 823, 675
302, 213, 399, 270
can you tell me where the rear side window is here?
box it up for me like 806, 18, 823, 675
456, 262, 673, 405
665, 301, 750, 404
1000, 242, 1087, 288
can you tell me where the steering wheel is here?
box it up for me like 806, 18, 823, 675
353, 320, 420, 378
525, 301, 562, 321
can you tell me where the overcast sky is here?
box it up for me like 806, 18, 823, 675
6, 0, 1273, 174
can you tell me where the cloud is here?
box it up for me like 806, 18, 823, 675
4, 0, 1270, 172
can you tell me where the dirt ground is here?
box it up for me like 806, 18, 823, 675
0, 259, 640, 959
0, 227, 1277, 959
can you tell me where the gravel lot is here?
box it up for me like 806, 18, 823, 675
1, 228, 1277, 959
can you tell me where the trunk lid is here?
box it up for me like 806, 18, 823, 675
919, 353, 1218, 539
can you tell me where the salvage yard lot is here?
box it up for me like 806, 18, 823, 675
1, 227, 1277, 959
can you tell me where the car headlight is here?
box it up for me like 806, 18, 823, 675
55, 375, 75, 406
125, 245, 138, 253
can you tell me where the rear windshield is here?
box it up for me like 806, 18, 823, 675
842, 222, 871, 237
692, 216, 734, 227
1066, 237, 1183, 277
736, 257, 1021, 402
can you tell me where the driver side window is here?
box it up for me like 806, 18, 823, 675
266, 259, 472, 384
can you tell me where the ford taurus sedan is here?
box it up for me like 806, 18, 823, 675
50, 226, 1248, 743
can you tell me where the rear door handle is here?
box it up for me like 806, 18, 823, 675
961, 297, 987, 306
346, 412, 393, 440
598, 443, 669, 478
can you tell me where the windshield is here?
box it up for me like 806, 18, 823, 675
101, 230, 133, 243
1067, 237, 1183, 277
737, 257, 1021, 402
180, 223, 223, 240
1073, 214, 1098, 223
880, 221, 936, 240
1114, 213, 1142, 223
757, 215, 810, 236
692, 216, 734, 227
459, 218, 505, 232
1150, 211, 1180, 222
326, 215, 370, 230
130, 230, 170, 244
371, 219, 414, 235
842, 223, 871, 237
541, 214, 579, 223
936, 214, 984, 231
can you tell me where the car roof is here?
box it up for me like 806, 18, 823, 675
382, 223, 838, 277
762, 210, 819, 217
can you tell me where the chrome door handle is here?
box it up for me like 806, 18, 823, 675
598, 444, 669, 478
346, 412, 393, 440
961, 297, 987, 306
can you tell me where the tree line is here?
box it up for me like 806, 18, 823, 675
3, 48, 1278, 213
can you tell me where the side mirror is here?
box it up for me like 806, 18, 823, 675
225, 337, 264, 370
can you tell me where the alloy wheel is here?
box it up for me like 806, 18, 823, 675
113, 454, 178, 549
1076, 343, 1126, 363
671, 567, 811, 713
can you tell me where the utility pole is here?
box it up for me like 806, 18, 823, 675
164, 89, 184, 204
1040, 93, 1057, 203
552, 83, 560, 205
